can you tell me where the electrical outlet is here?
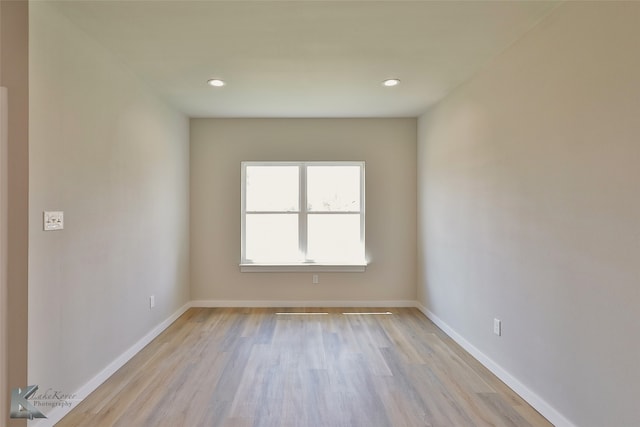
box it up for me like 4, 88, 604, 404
312, 274, 319, 284
493, 318, 502, 336
149, 295, 155, 309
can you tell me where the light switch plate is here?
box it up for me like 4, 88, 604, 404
44, 211, 64, 231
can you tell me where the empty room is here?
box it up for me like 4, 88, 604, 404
1, 1, 639, 426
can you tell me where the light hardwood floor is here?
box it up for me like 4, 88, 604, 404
56, 308, 552, 427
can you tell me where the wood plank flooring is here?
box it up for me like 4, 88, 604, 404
56, 308, 552, 427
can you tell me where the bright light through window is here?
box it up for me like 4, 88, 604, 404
241, 162, 366, 270
246, 166, 299, 212
307, 214, 361, 262
307, 166, 361, 211
245, 214, 300, 263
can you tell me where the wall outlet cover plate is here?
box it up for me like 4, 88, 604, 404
44, 211, 64, 231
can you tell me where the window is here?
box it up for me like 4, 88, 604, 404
241, 161, 366, 272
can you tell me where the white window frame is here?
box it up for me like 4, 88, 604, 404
240, 161, 366, 272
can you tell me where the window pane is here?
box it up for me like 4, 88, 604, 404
307, 166, 360, 212
245, 214, 300, 262
246, 166, 299, 212
307, 214, 363, 262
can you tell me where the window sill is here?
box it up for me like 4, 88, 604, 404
239, 263, 367, 273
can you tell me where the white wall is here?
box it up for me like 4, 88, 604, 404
191, 118, 416, 304
418, 3, 640, 426
28, 1, 189, 405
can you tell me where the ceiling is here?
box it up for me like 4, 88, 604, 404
51, 1, 560, 118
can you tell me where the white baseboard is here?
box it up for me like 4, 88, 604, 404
191, 299, 418, 308
415, 303, 575, 427
30, 302, 191, 427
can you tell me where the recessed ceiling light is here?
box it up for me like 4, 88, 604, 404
207, 79, 225, 87
382, 78, 400, 87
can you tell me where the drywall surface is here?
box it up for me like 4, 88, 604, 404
418, 3, 640, 426
28, 2, 189, 406
191, 118, 416, 303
